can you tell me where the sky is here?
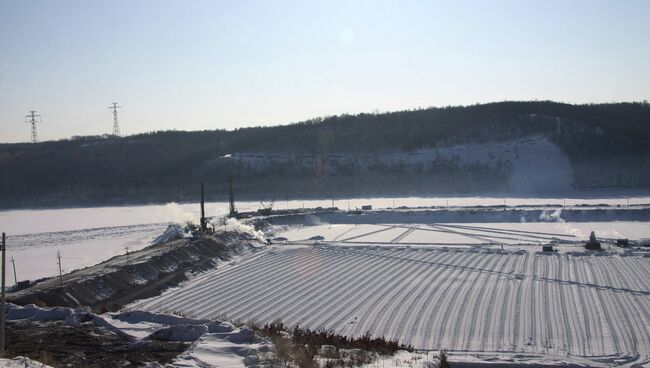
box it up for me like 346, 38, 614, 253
1, 0, 649, 143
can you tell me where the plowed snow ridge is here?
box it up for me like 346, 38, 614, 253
133, 245, 650, 366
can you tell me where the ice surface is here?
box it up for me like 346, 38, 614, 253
4, 223, 167, 282
2, 192, 650, 235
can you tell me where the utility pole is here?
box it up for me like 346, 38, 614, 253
56, 251, 63, 289
229, 176, 237, 217
25, 110, 41, 143
10, 257, 16, 287
125, 247, 131, 266
200, 182, 207, 233
1, 233, 6, 355
108, 102, 122, 136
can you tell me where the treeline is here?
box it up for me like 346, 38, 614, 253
0, 101, 649, 208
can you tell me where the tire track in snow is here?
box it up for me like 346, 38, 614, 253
540, 255, 554, 353
135, 245, 650, 366
492, 253, 517, 352
596, 254, 649, 364
332, 224, 358, 241
589, 256, 625, 358
337, 225, 399, 242
372, 258, 437, 340
163, 248, 328, 318
463, 253, 510, 351
426, 223, 504, 246
307, 248, 435, 334
347, 250, 439, 338
244, 247, 378, 324
556, 254, 577, 356
437, 223, 578, 240
573, 257, 599, 356
449, 253, 497, 350
132, 248, 292, 312
510, 250, 529, 352
276, 246, 410, 328
390, 224, 420, 243
384, 250, 454, 345
436, 253, 494, 348
393, 250, 458, 348
265, 247, 394, 327
400, 250, 460, 348
422, 250, 482, 349
221, 247, 387, 321
565, 256, 586, 356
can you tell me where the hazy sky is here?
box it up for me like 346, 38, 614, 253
1, 0, 648, 143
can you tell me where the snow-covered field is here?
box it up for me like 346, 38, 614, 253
273, 222, 650, 246
133, 221, 650, 367
2, 196, 650, 366
3, 223, 168, 282
2, 194, 647, 282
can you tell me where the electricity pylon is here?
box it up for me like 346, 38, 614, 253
108, 102, 122, 136
25, 110, 41, 143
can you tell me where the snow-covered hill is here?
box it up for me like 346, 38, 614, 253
220, 135, 575, 193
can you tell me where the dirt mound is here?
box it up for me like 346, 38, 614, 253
8, 231, 261, 312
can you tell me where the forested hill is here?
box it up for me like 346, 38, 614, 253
1, 101, 649, 208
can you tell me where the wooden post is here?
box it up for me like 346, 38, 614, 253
56, 251, 63, 289
10, 257, 16, 287
1, 232, 6, 355
200, 181, 206, 233
125, 247, 131, 266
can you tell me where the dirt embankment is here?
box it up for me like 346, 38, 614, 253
8, 231, 260, 312
5, 319, 188, 367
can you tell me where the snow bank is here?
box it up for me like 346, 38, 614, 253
0, 356, 54, 368
5, 304, 92, 324
6, 303, 274, 368
152, 224, 188, 245
113, 310, 211, 326
208, 321, 236, 333
151, 324, 208, 342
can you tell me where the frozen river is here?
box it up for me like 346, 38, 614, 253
1, 193, 649, 284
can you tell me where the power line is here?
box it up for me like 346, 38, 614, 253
25, 110, 41, 143
108, 102, 122, 136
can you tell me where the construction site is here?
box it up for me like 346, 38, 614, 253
1, 179, 649, 367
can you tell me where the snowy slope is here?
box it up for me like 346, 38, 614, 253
220, 135, 575, 193
133, 244, 650, 367
5, 223, 168, 282
386, 136, 575, 193
0, 356, 54, 368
